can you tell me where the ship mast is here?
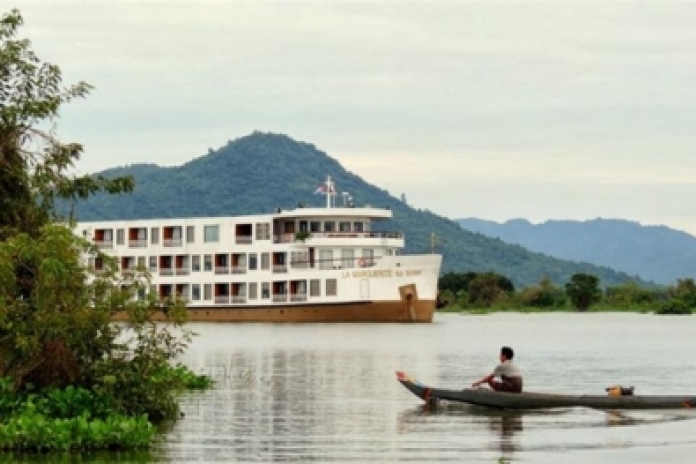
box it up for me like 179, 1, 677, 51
325, 175, 336, 209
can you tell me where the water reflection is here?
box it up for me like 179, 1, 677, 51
8, 316, 695, 463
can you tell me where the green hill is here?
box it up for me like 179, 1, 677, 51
73, 132, 641, 288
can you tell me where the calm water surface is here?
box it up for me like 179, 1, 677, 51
156, 313, 696, 463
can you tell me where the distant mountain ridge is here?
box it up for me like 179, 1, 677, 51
457, 217, 696, 285
72, 132, 641, 287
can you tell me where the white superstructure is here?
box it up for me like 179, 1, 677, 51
78, 177, 442, 322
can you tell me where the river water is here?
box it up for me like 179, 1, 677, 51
151, 313, 696, 463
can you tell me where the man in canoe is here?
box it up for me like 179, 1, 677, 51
471, 346, 523, 393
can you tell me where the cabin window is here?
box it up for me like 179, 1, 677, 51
186, 226, 195, 243
149, 256, 157, 272
203, 254, 212, 271
291, 251, 309, 269
339, 222, 351, 232
341, 249, 354, 269
260, 253, 270, 270
137, 256, 146, 269
249, 283, 258, 299
310, 279, 321, 297
204, 225, 219, 243
192, 284, 201, 301
362, 249, 374, 265
116, 229, 125, 245
136, 288, 146, 300
151, 227, 159, 245
309, 221, 321, 232
353, 222, 364, 233
249, 253, 258, 270
192, 255, 201, 272
255, 223, 270, 240
299, 221, 308, 232
261, 282, 270, 299
203, 284, 212, 300
319, 250, 333, 270
324, 221, 335, 232
326, 279, 337, 297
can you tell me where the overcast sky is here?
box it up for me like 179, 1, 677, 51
11, 1, 696, 234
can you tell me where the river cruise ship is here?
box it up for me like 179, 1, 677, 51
77, 177, 442, 322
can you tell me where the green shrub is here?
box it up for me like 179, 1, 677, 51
656, 299, 692, 315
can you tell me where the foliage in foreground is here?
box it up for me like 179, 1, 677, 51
0, 9, 213, 452
0, 360, 212, 452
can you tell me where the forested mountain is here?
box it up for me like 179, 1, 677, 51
73, 132, 639, 287
458, 218, 696, 285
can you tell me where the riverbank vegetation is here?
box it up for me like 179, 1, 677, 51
0, 9, 212, 452
438, 271, 695, 315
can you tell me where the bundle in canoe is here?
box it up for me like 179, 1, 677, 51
396, 371, 696, 410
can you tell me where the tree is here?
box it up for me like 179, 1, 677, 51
667, 278, 696, 308
565, 273, 602, 311
438, 271, 478, 294
520, 278, 566, 308
604, 281, 655, 308
0, 8, 133, 243
0, 8, 192, 422
468, 272, 514, 307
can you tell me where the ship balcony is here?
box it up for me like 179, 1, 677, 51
272, 265, 288, 273
231, 296, 247, 304
128, 239, 147, 248
215, 266, 229, 274
272, 293, 288, 303
231, 266, 247, 274
163, 238, 182, 247
290, 293, 307, 302
235, 236, 252, 244
175, 267, 190, 276
215, 296, 230, 305
159, 268, 175, 276
94, 240, 113, 249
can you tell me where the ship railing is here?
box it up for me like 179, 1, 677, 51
306, 256, 381, 270
273, 265, 288, 273
215, 266, 229, 274
94, 240, 113, 249
290, 293, 307, 302
231, 266, 247, 274
272, 294, 287, 303
163, 238, 182, 247
215, 296, 230, 304
128, 239, 147, 248
235, 236, 253, 244
175, 267, 190, 276
289, 261, 310, 269
273, 234, 294, 244
159, 268, 174, 276
231, 296, 247, 304
300, 231, 404, 240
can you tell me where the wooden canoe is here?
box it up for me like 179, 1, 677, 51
396, 371, 696, 410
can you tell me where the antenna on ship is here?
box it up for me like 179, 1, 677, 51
430, 233, 440, 254
325, 175, 336, 209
